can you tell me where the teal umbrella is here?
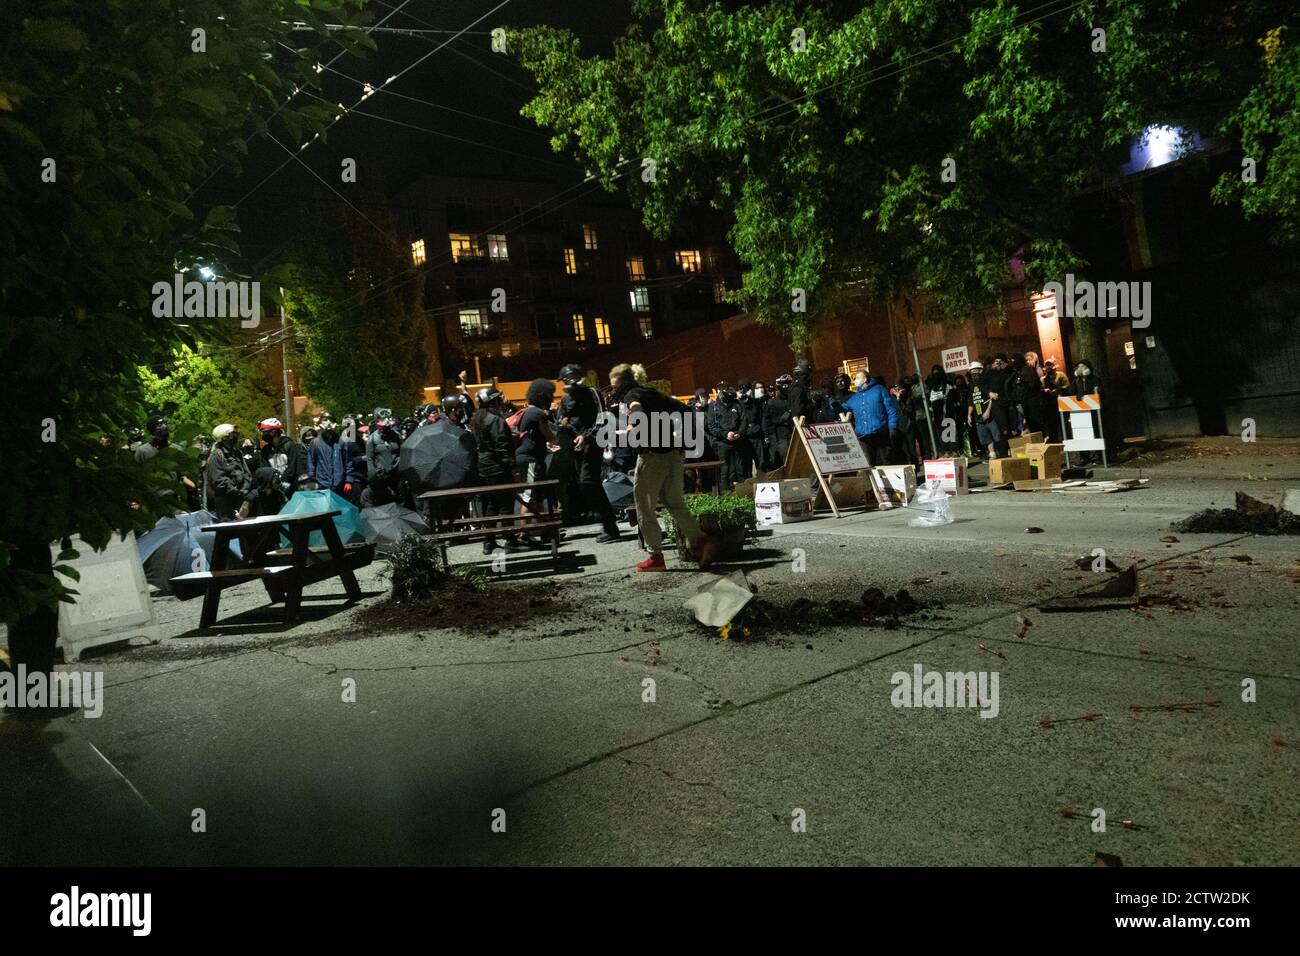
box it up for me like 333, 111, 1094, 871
278, 490, 371, 549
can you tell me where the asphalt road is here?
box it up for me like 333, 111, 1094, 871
4, 455, 1298, 866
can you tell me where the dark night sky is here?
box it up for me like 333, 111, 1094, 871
210, 0, 634, 261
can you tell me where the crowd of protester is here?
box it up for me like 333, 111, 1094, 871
121, 352, 1106, 571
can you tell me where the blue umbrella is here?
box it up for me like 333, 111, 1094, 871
278, 489, 371, 549
138, 509, 240, 593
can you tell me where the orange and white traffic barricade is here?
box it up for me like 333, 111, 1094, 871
1058, 393, 1107, 467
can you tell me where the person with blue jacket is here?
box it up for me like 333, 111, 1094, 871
306, 414, 355, 495
841, 369, 899, 465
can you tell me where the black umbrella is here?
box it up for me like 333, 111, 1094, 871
361, 502, 428, 554
398, 420, 476, 494
136, 510, 219, 593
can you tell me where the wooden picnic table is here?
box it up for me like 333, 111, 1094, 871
418, 480, 563, 558
169, 510, 374, 628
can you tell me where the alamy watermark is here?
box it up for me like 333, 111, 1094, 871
595, 408, 706, 457
1043, 274, 1150, 329
152, 273, 260, 327
50, 886, 150, 936
0, 665, 104, 718
891, 664, 1000, 718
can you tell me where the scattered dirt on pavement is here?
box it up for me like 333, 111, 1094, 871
1172, 508, 1299, 535
737, 587, 936, 634
356, 579, 569, 634
1116, 436, 1300, 466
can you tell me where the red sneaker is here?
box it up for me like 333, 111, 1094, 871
636, 552, 666, 572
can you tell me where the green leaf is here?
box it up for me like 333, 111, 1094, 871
22, 17, 87, 53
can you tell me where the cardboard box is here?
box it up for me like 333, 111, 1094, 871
755, 497, 815, 525
988, 456, 1032, 485
754, 478, 816, 524
923, 457, 969, 496
1025, 442, 1064, 481
734, 469, 784, 499
819, 474, 869, 510
872, 465, 917, 506
755, 478, 814, 504
1009, 431, 1045, 457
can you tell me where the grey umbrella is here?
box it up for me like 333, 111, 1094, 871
602, 471, 635, 508
398, 419, 477, 495
137, 510, 219, 593
361, 502, 428, 554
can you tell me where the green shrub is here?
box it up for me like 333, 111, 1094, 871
384, 534, 487, 600
384, 535, 451, 601
660, 491, 757, 549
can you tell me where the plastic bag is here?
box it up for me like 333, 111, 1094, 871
908, 479, 954, 526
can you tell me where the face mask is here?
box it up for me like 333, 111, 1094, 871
753, 389, 765, 399
855, 378, 867, 390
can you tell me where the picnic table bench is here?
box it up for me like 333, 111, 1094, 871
418, 480, 563, 558
169, 511, 375, 628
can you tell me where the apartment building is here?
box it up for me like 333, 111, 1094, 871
392, 171, 741, 385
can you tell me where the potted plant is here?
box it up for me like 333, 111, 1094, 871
661, 492, 758, 561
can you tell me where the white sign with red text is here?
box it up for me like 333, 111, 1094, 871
941, 346, 970, 373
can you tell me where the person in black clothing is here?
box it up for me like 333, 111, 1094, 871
763, 374, 795, 466
136, 413, 200, 508
787, 365, 816, 423
362, 410, 402, 507
734, 378, 763, 482
343, 417, 368, 504
440, 394, 470, 429
944, 374, 970, 455
515, 378, 558, 533
687, 388, 716, 491
750, 381, 770, 470
984, 355, 1015, 455
925, 365, 949, 450
827, 373, 853, 422
205, 423, 252, 520
257, 417, 307, 504
705, 382, 749, 490
470, 388, 527, 555
1019, 351, 1048, 435
558, 363, 622, 543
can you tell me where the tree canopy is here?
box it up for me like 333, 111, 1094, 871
0, 0, 373, 655
283, 197, 432, 417
139, 343, 285, 437
512, 0, 1300, 348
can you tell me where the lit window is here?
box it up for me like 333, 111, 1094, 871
713, 277, 726, 304
487, 234, 509, 261
501, 342, 520, 358
593, 316, 611, 346
583, 224, 598, 251
638, 315, 653, 339
449, 233, 478, 262
459, 307, 487, 336
675, 249, 702, 272
629, 286, 650, 312
572, 313, 586, 342
410, 239, 426, 266
626, 255, 645, 280
564, 247, 577, 275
